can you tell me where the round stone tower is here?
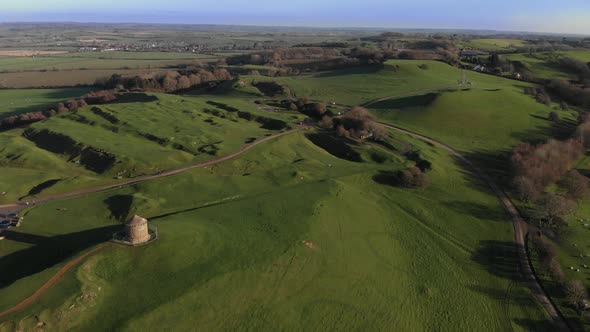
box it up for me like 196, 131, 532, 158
126, 215, 150, 245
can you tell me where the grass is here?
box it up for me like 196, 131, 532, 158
0, 58, 573, 330
0, 130, 551, 331
243, 60, 465, 105
369, 88, 577, 154
0, 52, 220, 88
0, 88, 91, 119
0, 92, 303, 203
0, 68, 169, 88
0, 52, 215, 72
504, 50, 590, 80
468, 39, 527, 51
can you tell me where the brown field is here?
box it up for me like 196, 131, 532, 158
0, 68, 169, 88
0, 50, 69, 57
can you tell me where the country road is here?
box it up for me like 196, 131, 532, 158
378, 122, 569, 331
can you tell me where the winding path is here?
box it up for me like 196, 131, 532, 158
378, 122, 569, 331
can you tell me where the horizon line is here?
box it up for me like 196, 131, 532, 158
0, 20, 589, 37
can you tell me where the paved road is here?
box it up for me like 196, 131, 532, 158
379, 122, 569, 331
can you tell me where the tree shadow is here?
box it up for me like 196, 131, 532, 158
0, 225, 119, 288
104, 194, 134, 223
513, 318, 556, 332
472, 240, 521, 281
372, 170, 402, 187
444, 201, 507, 222
369, 93, 440, 110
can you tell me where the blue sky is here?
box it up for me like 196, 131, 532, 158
2, 0, 590, 34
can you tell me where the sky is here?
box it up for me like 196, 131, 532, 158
2, 0, 590, 35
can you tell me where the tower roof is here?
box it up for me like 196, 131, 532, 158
127, 215, 147, 226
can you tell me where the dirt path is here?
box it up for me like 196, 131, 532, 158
379, 122, 569, 331
0, 242, 111, 319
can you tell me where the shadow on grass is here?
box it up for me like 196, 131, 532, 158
0, 225, 119, 288
444, 200, 507, 222
472, 240, 521, 281
513, 318, 556, 332
104, 194, 134, 223
369, 93, 440, 110
372, 170, 402, 187
305, 133, 362, 162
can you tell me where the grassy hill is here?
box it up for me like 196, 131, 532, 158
369, 88, 576, 154
244, 60, 465, 105
0, 92, 303, 203
504, 51, 590, 80
0, 130, 550, 331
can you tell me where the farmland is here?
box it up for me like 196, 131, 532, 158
503, 50, 590, 80
466, 39, 528, 52
0, 88, 91, 119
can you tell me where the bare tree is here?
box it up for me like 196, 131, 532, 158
560, 170, 589, 200
566, 280, 588, 309
532, 193, 576, 229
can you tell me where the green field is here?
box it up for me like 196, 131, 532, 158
0, 92, 302, 203
0, 52, 216, 72
0, 88, 91, 119
504, 50, 590, 80
467, 39, 527, 51
0, 57, 576, 331
0, 129, 550, 331
368, 87, 575, 153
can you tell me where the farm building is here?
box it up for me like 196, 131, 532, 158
126, 215, 151, 245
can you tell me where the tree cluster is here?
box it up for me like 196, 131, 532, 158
524, 87, 551, 105
96, 68, 232, 92
333, 107, 387, 141
512, 139, 584, 195
547, 80, 590, 108
557, 57, 590, 79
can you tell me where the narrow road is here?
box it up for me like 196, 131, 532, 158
379, 122, 569, 331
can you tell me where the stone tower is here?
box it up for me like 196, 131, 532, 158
126, 215, 150, 245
